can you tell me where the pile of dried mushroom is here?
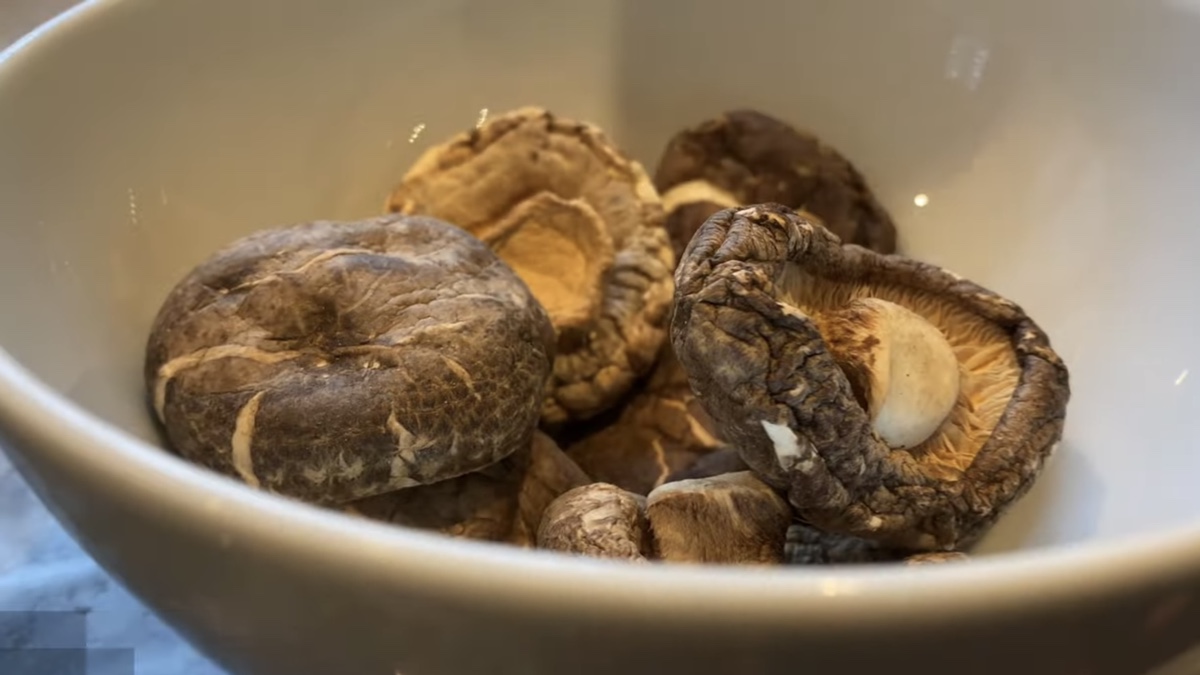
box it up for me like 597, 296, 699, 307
144, 107, 1070, 566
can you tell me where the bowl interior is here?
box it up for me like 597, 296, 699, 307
1, 0, 1198, 557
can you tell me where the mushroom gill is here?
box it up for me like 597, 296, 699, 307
776, 264, 1019, 482
670, 203, 1070, 550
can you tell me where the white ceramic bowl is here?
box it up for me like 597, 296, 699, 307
2, 1, 1200, 674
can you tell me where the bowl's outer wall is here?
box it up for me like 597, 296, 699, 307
3, 0, 1200, 673
5, 415, 1200, 675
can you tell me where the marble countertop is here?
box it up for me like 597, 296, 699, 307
0, 3, 226, 674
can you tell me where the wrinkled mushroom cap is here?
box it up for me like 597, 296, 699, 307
654, 109, 897, 259
387, 107, 675, 425
537, 483, 651, 561
349, 431, 588, 545
145, 215, 555, 505
671, 204, 1069, 550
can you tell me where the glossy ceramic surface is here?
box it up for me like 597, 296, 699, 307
2, 1, 1200, 673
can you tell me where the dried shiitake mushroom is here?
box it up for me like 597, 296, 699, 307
537, 483, 652, 561
784, 523, 898, 565
654, 109, 897, 259
349, 431, 589, 545
645, 471, 792, 565
784, 524, 970, 565
145, 215, 554, 505
671, 204, 1069, 551
387, 107, 674, 426
563, 348, 724, 495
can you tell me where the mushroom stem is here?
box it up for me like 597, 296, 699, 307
813, 297, 961, 450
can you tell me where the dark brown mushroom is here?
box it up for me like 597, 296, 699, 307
671, 204, 1069, 551
386, 106, 675, 426
784, 524, 900, 565
349, 431, 589, 545
784, 524, 971, 565
654, 109, 897, 259
563, 347, 724, 495
537, 483, 652, 561
144, 215, 555, 505
644, 471, 792, 564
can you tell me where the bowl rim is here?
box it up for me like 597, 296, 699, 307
3, 0, 1200, 630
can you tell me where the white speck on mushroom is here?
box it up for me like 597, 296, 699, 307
659, 179, 740, 214
785, 383, 809, 399
580, 497, 628, 529
684, 413, 722, 448
867, 516, 883, 530
760, 420, 803, 470
440, 355, 480, 400
301, 467, 328, 485
230, 392, 265, 488
334, 452, 365, 480
649, 439, 671, 488
386, 411, 434, 479
776, 301, 807, 321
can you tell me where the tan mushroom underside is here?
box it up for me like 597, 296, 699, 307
483, 193, 615, 332
779, 267, 1019, 481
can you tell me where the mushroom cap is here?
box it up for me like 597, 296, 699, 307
563, 346, 724, 495
670, 204, 1069, 551
349, 437, 531, 542
145, 215, 555, 505
537, 483, 651, 561
350, 431, 588, 545
387, 107, 675, 425
654, 109, 897, 259
645, 471, 792, 565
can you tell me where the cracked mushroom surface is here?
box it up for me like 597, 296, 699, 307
145, 215, 555, 505
563, 347, 725, 495
654, 109, 897, 260
537, 483, 652, 561
386, 107, 675, 425
349, 431, 589, 545
671, 204, 1069, 551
